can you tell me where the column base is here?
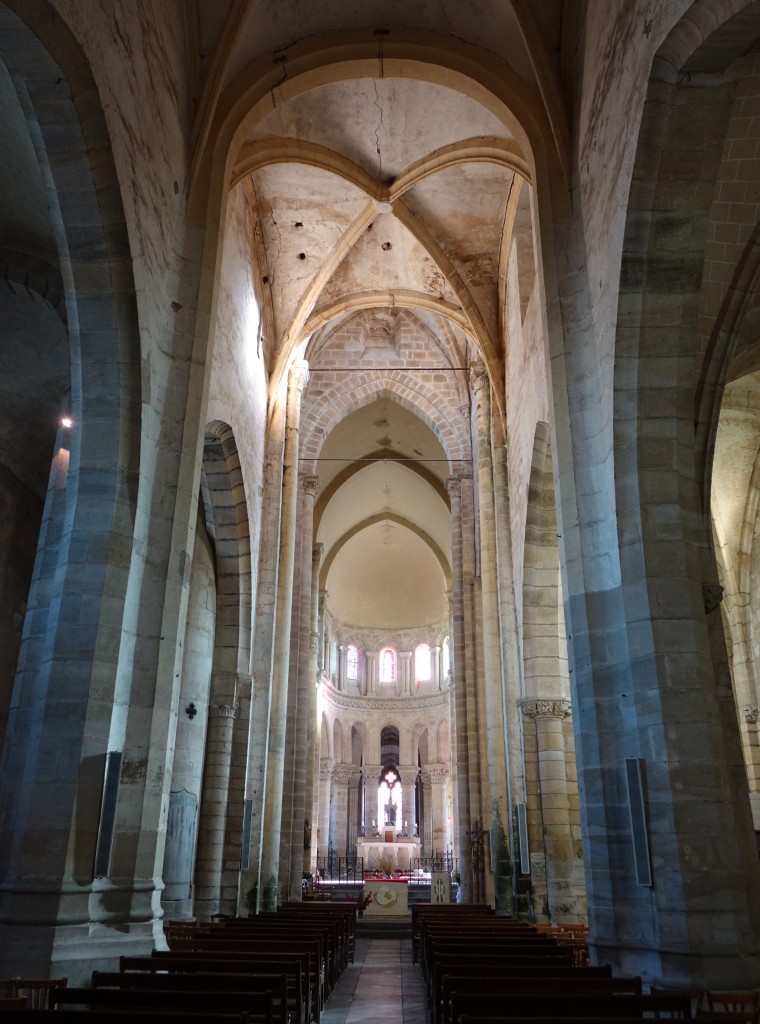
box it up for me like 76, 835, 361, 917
591, 940, 760, 988
0, 917, 167, 986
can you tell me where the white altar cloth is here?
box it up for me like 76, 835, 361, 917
356, 836, 420, 870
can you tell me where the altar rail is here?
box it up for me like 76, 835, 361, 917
315, 855, 364, 882
313, 855, 459, 883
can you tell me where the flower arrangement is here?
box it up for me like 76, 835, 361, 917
377, 851, 396, 877
356, 890, 374, 914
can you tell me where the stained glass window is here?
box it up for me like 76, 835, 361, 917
346, 644, 358, 680
415, 643, 431, 681
380, 647, 395, 682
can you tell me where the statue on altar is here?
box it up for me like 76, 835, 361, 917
384, 799, 397, 826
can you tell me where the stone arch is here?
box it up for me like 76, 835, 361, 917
301, 379, 470, 471
203, 421, 253, 676
610, 0, 760, 973
192, 421, 252, 919
320, 513, 451, 591
0, 0, 142, 957
351, 721, 367, 766
320, 712, 332, 762
333, 718, 344, 764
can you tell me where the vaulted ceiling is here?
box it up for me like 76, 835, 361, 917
202, 1, 559, 633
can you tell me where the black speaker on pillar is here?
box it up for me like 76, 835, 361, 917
517, 802, 530, 874
625, 757, 653, 886
94, 750, 122, 878
241, 799, 253, 870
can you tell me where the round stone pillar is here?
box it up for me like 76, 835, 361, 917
260, 360, 309, 910
470, 364, 510, 911
194, 698, 238, 920
330, 763, 353, 858
317, 758, 333, 861
398, 651, 412, 695
362, 764, 382, 834
520, 699, 578, 923
427, 763, 449, 856
398, 766, 419, 834
446, 475, 473, 901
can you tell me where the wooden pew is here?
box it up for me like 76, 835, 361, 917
51, 985, 274, 1024
168, 933, 325, 1012
120, 956, 307, 1024
148, 948, 316, 1022
0, 1013, 248, 1024
424, 943, 573, 999
439, 976, 642, 1024
448, 991, 691, 1024
279, 901, 357, 964
92, 971, 289, 1024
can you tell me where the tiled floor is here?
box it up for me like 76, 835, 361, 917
322, 937, 428, 1024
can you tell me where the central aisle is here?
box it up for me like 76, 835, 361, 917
322, 937, 427, 1024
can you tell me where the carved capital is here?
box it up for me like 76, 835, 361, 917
426, 762, 449, 784
469, 363, 489, 396
303, 475, 320, 499
446, 476, 462, 501
397, 766, 420, 787
288, 359, 310, 392
319, 758, 335, 778
742, 705, 760, 724
208, 701, 239, 719
703, 582, 724, 614
313, 543, 323, 567
332, 762, 354, 785
519, 698, 572, 720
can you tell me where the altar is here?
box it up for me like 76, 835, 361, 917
363, 878, 408, 916
356, 835, 420, 871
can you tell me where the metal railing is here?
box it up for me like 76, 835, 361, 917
314, 854, 364, 882
411, 854, 458, 876
312, 853, 458, 882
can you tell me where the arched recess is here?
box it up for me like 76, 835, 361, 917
300, 378, 470, 472
0, 0, 142, 972
320, 514, 451, 592
333, 719, 344, 765
612, 0, 760, 977
192, 422, 253, 920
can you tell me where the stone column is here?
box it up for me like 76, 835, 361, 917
470, 364, 510, 910
421, 772, 433, 855
303, 544, 323, 877
287, 476, 320, 900
318, 591, 327, 677
243, 395, 287, 911
337, 645, 345, 690
260, 360, 309, 910
398, 766, 419, 834
194, 697, 238, 920
347, 770, 362, 855
363, 764, 382, 834
520, 699, 577, 923
446, 475, 473, 901
317, 758, 333, 862
433, 646, 441, 690
741, 705, 760, 800
331, 763, 353, 858
428, 764, 449, 857
365, 651, 378, 695
399, 651, 412, 696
